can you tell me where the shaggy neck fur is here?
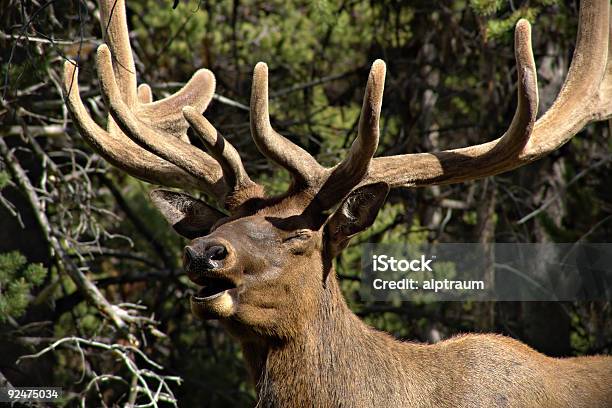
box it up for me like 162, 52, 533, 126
239, 273, 428, 407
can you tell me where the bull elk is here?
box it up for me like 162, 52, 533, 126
62, 0, 612, 406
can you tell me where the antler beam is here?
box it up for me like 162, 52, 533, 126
63, 61, 208, 191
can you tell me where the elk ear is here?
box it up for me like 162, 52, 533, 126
325, 182, 389, 258
150, 189, 226, 239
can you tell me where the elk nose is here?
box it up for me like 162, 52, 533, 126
184, 243, 228, 272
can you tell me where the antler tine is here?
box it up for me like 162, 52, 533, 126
497, 19, 538, 153
364, 16, 539, 188
96, 44, 226, 198
317, 60, 386, 210
250, 62, 325, 188
99, 0, 137, 107
137, 84, 153, 104
183, 106, 265, 209
63, 61, 206, 190
99, 0, 219, 133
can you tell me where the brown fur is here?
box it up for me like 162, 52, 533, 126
239, 278, 612, 408
153, 189, 612, 408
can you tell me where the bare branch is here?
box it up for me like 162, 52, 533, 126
0, 137, 152, 333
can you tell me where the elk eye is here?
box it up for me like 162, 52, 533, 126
283, 230, 311, 243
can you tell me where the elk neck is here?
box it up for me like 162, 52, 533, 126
235, 268, 428, 407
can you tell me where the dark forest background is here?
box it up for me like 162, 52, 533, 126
1, 0, 611, 406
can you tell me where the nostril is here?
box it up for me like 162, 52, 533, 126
207, 245, 227, 261
184, 246, 197, 268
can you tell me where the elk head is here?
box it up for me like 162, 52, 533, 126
145, 59, 389, 338
63, 0, 612, 340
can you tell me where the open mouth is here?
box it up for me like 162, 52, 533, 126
192, 276, 237, 301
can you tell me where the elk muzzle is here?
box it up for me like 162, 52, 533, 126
184, 238, 238, 319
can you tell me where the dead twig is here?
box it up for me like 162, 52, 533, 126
0, 137, 153, 333
17, 336, 181, 407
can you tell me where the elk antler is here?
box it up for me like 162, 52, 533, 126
262, 0, 610, 209
65, 0, 611, 214
63, 0, 262, 209
361, 0, 611, 188
242, 14, 535, 209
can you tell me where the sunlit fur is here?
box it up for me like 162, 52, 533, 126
168, 190, 612, 408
